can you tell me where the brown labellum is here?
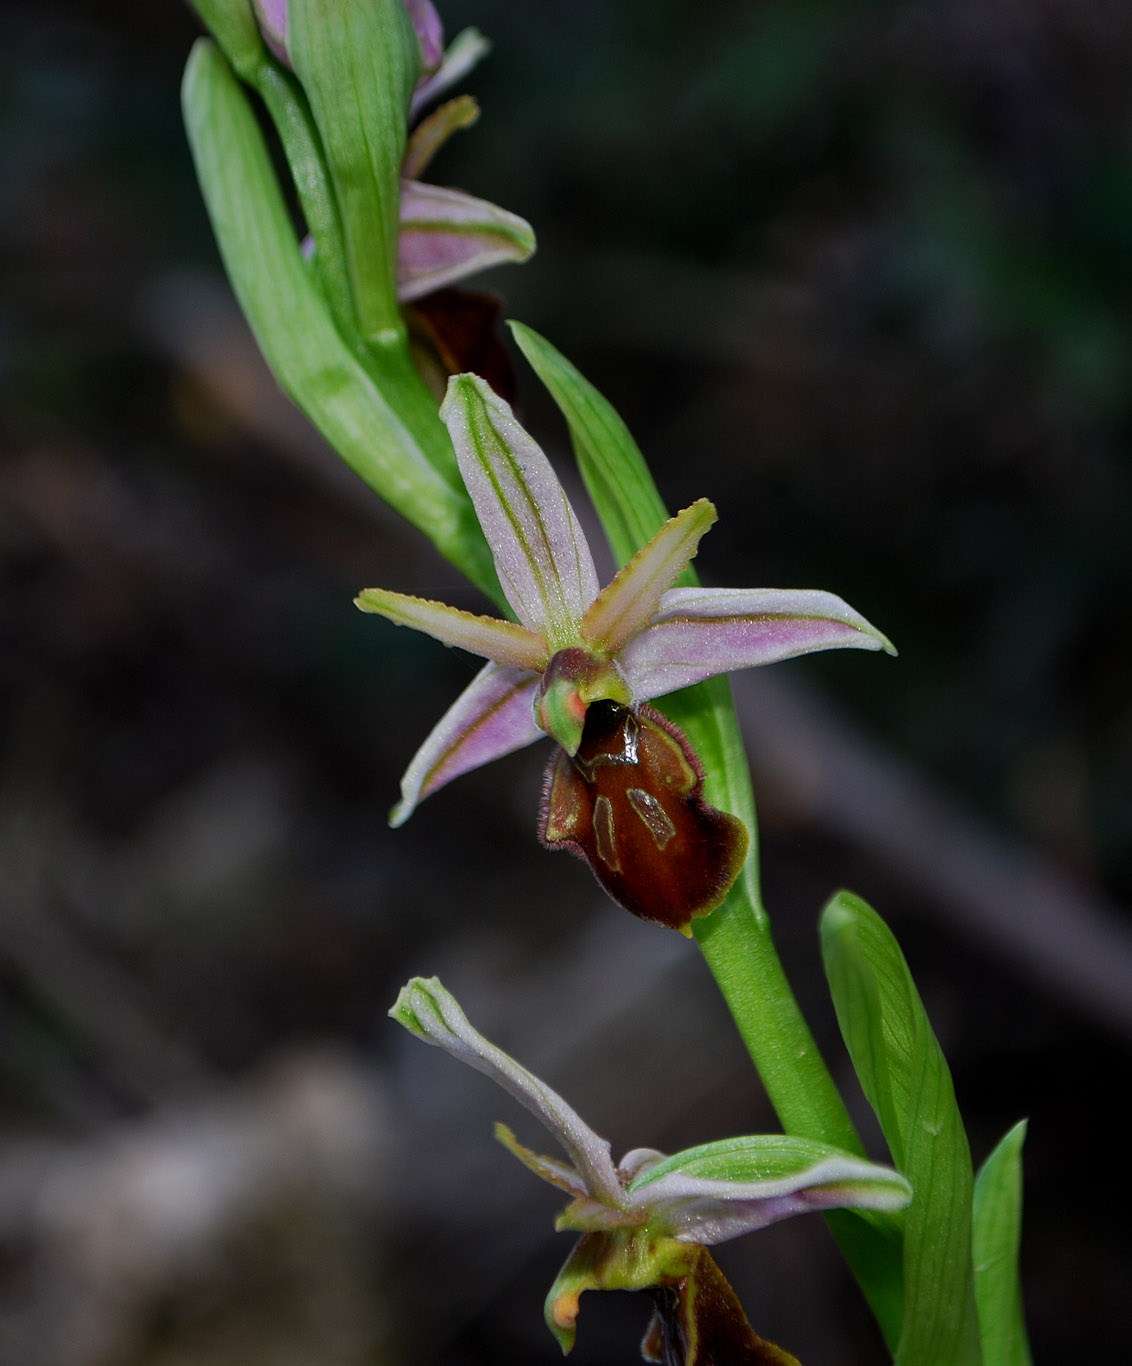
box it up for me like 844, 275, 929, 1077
641, 1247, 801, 1366
540, 701, 748, 933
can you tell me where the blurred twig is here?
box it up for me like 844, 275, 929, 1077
0, 882, 211, 1110
736, 671, 1132, 1038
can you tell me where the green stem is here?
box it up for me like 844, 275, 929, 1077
666, 680, 905, 1350
508, 325, 905, 1347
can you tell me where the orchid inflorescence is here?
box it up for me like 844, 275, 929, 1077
183, 2, 1032, 1361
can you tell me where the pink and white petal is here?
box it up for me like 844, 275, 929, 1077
252, 0, 289, 64
619, 587, 896, 701
390, 662, 542, 827
389, 977, 623, 1205
641, 1185, 898, 1245
397, 181, 534, 303
410, 26, 491, 119
440, 375, 600, 646
628, 1151, 911, 1245
580, 499, 716, 653
404, 0, 444, 72
355, 587, 547, 671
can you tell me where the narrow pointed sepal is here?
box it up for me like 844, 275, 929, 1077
389, 977, 623, 1204
619, 587, 896, 702
355, 587, 547, 671
580, 500, 717, 655
540, 702, 748, 933
390, 662, 542, 826
397, 180, 535, 303
389, 979, 910, 1363
441, 375, 600, 643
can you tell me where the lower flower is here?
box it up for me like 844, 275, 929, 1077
390, 978, 912, 1365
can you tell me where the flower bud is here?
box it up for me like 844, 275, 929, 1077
248, 0, 441, 73
191, 0, 267, 78
251, 0, 288, 63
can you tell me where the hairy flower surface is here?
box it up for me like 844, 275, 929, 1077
357, 375, 894, 927
391, 977, 911, 1362
358, 375, 893, 928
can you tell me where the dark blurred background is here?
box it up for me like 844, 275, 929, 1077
2, 1, 1131, 1362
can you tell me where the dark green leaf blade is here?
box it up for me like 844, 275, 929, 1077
508, 321, 683, 576
973, 1121, 1032, 1366
821, 890, 982, 1366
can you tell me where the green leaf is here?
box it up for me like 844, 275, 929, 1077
514, 323, 905, 1347
182, 39, 497, 598
508, 321, 681, 576
252, 61, 358, 348
188, 0, 266, 80
972, 1121, 1032, 1366
288, 0, 419, 347
821, 890, 982, 1366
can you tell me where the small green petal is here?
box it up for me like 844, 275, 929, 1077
494, 1122, 588, 1198
402, 93, 479, 179
580, 499, 717, 654
355, 586, 547, 671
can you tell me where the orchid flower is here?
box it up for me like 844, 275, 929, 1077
357, 374, 894, 931
250, 0, 532, 304
391, 977, 911, 1364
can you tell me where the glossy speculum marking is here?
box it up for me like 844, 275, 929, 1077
541, 702, 748, 933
